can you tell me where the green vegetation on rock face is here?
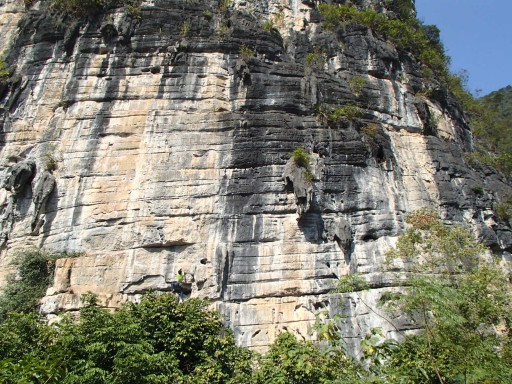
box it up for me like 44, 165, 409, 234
28, 0, 142, 17
291, 147, 310, 168
318, 3, 447, 83
316, 3, 510, 178
0, 250, 59, 320
316, 3, 511, 180
384, 0, 415, 21
0, 56, 9, 79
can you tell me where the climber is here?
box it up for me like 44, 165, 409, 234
171, 269, 185, 298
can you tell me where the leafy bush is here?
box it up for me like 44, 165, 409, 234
0, 56, 9, 79
495, 197, 512, 222
262, 12, 284, 31
331, 104, 364, 121
305, 49, 326, 70
50, 0, 116, 15
217, 0, 231, 13
465, 150, 512, 177
471, 185, 484, 196
180, 20, 191, 37
252, 332, 363, 384
0, 250, 58, 319
292, 147, 310, 168
386, 208, 486, 272
304, 169, 314, 183
239, 45, 255, 61
382, 210, 512, 382
49, 0, 142, 17
216, 22, 230, 39
202, 9, 213, 19
348, 76, 365, 98
316, 104, 364, 126
467, 86, 512, 178
333, 274, 370, 293
43, 149, 59, 172
361, 123, 379, 140
0, 293, 254, 383
384, 0, 415, 20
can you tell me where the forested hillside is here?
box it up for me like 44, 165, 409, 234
467, 85, 512, 176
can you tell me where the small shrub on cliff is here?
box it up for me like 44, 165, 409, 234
202, 9, 213, 19
305, 49, 326, 70
496, 197, 512, 222
43, 146, 59, 172
239, 45, 256, 61
0, 250, 58, 319
471, 185, 484, 196
384, 0, 415, 20
361, 123, 379, 140
216, 22, 230, 39
50, 0, 115, 16
292, 147, 310, 168
331, 104, 364, 121
348, 76, 366, 98
262, 11, 285, 32
180, 20, 191, 37
0, 56, 9, 79
125, 0, 142, 19
316, 104, 364, 126
333, 274, 370, 293
217, 0, 232, 13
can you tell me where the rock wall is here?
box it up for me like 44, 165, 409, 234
0, 0, 511, 352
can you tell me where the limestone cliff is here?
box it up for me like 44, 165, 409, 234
0, 0, 511, 353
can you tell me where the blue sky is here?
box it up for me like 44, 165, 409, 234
415, 0, 512, 96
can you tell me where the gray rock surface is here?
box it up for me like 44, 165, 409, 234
31, 171, 56, 234
0, 0, 510, 353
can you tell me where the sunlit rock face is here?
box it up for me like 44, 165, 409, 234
0, 0, 510, 352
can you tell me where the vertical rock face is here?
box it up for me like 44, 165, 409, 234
0, 0, 510, 352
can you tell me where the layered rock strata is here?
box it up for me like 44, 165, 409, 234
0, 0, 510, 352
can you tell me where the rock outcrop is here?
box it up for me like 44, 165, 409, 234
0, 0, 510, 353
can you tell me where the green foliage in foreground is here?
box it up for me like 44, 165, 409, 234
1, 210, 511, 383
382, 209, 512, 383
252, 332, 363, 384
0, 294, 253, 383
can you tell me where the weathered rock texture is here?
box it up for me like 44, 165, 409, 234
0, 0, 511, 352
